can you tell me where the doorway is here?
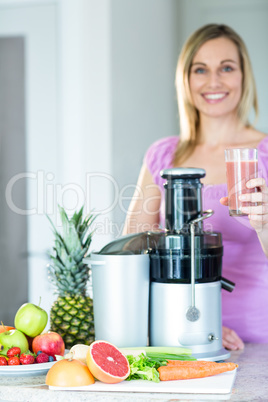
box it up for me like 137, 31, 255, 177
0, 37, 28, 324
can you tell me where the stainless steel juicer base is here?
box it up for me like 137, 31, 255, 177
150, 281, 226, 359
191, 347, 231, 361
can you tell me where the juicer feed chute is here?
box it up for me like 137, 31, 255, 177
161, 167, 206, 234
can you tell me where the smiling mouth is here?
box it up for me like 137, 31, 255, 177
202, 93, 227, 100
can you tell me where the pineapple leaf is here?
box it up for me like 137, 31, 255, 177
83, 233, 94, 252
79, 213, 97, 244
47, 214, 69, 257
47, 205, 96, 296
72, 207, 84, 229
71, 247, 89, 263
46, 213, 58, 235
50, 256, 65, 272
58, 206, 82, 255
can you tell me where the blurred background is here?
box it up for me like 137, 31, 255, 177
0, 0, 268, 325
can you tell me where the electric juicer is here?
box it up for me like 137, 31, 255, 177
88, 168, 235, 361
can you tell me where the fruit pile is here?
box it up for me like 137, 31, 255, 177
45, 341, 238, 387
0, 301, 65, 366
0, 347, 55, 366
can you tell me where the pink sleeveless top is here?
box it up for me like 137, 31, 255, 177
144, 135, 268, 343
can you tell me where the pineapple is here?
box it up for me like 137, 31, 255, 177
47, 205, 95, 349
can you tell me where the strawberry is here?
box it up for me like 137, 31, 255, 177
0, 356, 8, 366
7, 347, 21, 358
36, 352, 49, 364
20, 353, 35, 365
8, 356, 20, 365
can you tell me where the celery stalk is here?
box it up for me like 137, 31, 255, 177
146, 353, 196, 361
120, 346, 192, 355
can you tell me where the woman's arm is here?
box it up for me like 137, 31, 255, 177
122, 164, 161, 235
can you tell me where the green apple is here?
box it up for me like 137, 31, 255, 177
0, 329, 29, 355
14, 302, 48, 337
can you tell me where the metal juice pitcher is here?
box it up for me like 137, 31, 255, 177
85, 251, 150, 347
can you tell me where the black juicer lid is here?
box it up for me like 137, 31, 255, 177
161, 167, 206, 180
99, 230, 222, 255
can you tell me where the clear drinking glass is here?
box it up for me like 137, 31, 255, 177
225, 148, 258, 217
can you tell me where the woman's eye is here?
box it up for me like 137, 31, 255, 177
194, 67, 206, 74
222, 65, 233, 72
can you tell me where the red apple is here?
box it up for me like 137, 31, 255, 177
32, 331, 65, 358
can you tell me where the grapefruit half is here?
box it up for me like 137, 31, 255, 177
86, 340, 130, 384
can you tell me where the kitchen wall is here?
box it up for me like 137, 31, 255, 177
111, 0, 183, 234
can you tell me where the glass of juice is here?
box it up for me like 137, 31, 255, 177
225, 148, 258, 217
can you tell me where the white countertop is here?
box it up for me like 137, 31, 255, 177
0, 343, 267, 401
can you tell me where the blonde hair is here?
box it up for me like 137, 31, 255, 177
174, 24, 258, 165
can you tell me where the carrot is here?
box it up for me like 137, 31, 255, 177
158, 361, 238, 381
166, 360, 211, 366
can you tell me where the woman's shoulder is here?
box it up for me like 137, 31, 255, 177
144, 136, 179, 184
147, 135, 179, 149
245, 127, 267, 146
144, 136, 179, 164
243, 128, 268, 158
257, 133, 268, 151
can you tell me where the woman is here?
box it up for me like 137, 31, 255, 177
123, 24, 268, 350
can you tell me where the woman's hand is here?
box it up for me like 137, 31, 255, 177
222, 326, 244, 350
219, 196, 228, 206
220, 178, 268, 230
220, 178, 268, 257
239, 178, 268, 232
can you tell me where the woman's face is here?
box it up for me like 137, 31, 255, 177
189, 37, 243, 119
